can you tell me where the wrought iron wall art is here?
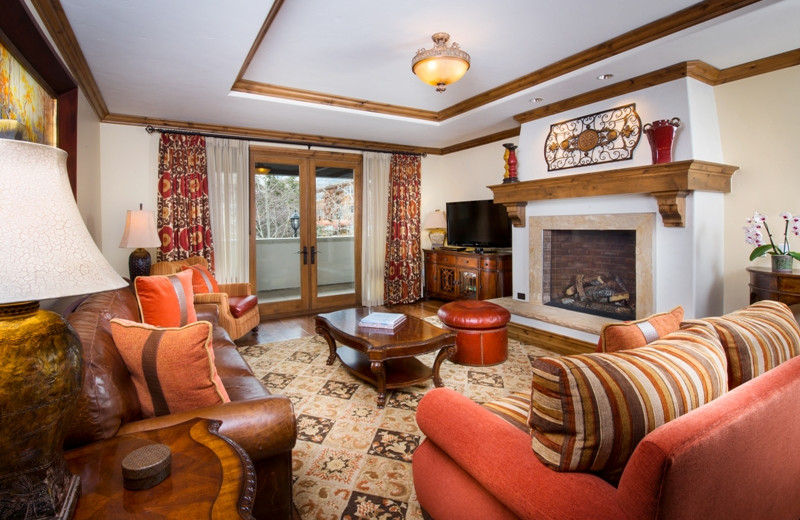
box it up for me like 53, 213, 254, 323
544, 104, 641, 171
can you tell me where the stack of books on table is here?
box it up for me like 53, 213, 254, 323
358, 312, 406, 330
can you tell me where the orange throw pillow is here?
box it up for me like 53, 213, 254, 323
134, 269, 197, 327
110, 318, 229, 418
181, 264, 220, 294
598, 306, 684, 352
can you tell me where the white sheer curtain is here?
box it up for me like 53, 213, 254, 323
206, 137, 250, 284
361, 151, 391, 306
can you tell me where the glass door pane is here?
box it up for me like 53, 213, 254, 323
312, 163, 356, 307
253, 160, 305, 312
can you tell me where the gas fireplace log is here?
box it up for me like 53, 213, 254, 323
563, 274, 629, 304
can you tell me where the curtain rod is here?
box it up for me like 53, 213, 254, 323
144, 125, 426, 157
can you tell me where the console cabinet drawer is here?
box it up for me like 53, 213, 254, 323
457, 257, 478, 268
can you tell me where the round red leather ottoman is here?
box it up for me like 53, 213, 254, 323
437, 300, 511, 366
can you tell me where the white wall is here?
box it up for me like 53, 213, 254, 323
75, 90, 102, 244
716, 66, 800, 312
98, 124, 161, 277
420, 138, 519, 249
74, 66, 800, 314
511, 78, 727, 322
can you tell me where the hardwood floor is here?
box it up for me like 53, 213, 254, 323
235, 300, 447, 347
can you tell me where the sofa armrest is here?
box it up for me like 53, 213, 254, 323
116, 396, 296, 462
195, 292, 230, 307
195, 303, 221, 327
218, 282, 252, 297
416, 388, 622, 520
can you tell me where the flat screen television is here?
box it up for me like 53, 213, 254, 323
445, 199, 512, 248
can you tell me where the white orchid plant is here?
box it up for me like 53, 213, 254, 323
744, 211, 800, 261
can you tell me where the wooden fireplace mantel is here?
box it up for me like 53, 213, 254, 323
488, 160, 739, 228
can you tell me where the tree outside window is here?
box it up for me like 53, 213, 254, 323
254, 174, 354, 239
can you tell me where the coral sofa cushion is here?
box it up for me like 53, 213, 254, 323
134, 269, 197, 327
692, 300, 800, 388
181, 264, 220, 294
598, 305, 684, 352
110, 318, 229, 418
529, 321, 727, 483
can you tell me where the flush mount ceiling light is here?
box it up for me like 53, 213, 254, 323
412, 32, 470, 93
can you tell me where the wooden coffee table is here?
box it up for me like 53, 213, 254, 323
64, 418, 256, 519
315, 308, 456, 407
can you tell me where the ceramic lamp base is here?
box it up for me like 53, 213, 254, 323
0, 302, 82, 519
429, 229, 446, 248
128, 248, 152, 281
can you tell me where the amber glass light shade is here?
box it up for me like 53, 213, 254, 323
412, 33, 470, 92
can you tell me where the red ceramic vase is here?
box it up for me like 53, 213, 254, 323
643, 118, 681, 164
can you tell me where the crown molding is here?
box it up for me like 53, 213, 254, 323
31, 0, 799, 156
30, 0, 108, 119
715, 47, 800, 84
102, 113, 442, 156
231, 79, 440, 121
234, 0, 764, 121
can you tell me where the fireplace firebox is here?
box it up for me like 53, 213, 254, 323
543, 229, 636, 320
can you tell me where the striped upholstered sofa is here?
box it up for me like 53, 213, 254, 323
413, 300, 800, 520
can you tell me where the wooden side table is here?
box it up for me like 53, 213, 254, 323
65, 418, 256, 519
747, 266, 800, 306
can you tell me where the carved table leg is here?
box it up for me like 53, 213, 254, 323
370, 361, 387, 408
432, 343, 456, 387
315, 325, 338, 365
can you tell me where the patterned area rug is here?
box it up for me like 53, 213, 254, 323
237, 317, 559, 520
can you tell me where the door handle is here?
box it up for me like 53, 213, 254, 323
310, 246, 317, 265
296, 246, 308, 265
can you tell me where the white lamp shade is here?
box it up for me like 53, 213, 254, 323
423, 210, 447, 229
0, 139, 127, 304
119, 209, 161, 249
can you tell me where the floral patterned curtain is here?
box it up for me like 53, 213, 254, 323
156, 133, 214, 266
384, 154, 422, 304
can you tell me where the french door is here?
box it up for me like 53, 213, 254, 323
249, 147, 361, 317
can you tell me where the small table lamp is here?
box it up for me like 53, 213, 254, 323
423, 210, 447, 248
119, 204, 161, 281
0, 139, 127, 518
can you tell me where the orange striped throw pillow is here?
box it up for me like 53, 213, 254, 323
529, 321, 727, 483
692, 300, 800, 388
482, 392, 531, 433
110, 318, 229, 418
598, 306, 684, 352
134, 269, 197, 327
181, 264, 220, 294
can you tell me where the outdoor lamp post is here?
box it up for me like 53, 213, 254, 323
289, 210, 300, 237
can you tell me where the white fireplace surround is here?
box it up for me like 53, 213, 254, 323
495, 188, 726, 343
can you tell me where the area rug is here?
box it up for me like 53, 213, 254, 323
238, 317, 559, 520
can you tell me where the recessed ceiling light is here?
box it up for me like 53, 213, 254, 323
597, 73, 614, 80
529, 97, 543, 103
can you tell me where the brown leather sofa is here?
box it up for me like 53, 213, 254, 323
64, 286, 296, 520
